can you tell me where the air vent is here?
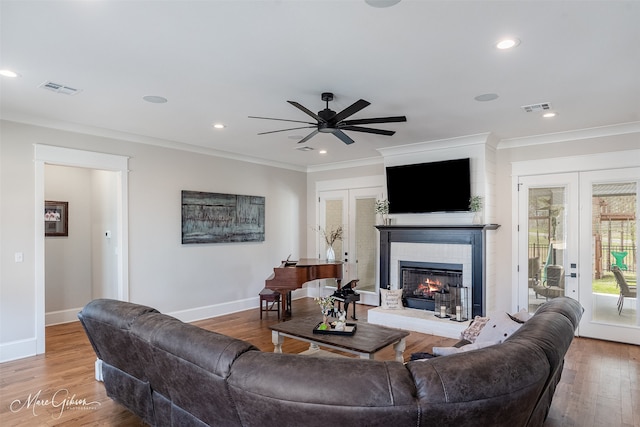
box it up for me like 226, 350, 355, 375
39, 81, 82, 96
296, 146, 314, 152
521, 102, 551, 113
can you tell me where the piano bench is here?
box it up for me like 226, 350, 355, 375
259, 288, 281, 319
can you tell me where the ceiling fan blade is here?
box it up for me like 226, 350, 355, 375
298, 129, 319, 144
332, 99, 371, 123
287, 101, 326, 123
340, 125, 395, 136
257, 126, 315, 136
248, 116, 315, 125
333, 130, 355, 145
341, 116, 407, 126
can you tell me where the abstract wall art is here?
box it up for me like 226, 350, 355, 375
181, 190, 265, 244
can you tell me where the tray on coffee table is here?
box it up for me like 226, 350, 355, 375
312, 322, 356, 335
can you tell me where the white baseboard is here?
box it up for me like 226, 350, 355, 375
0, 338, 37, 363
168, 288, 311, 323
168, 297, 258, 323
45, 307, 83, 326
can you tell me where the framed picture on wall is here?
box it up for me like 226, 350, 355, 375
45, 200, 68, 237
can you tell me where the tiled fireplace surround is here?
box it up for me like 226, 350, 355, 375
368, 225, 498, 339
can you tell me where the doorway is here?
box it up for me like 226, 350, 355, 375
316, 177, 384, 306
514, 151, 639, 345
44, 165, 120, 325
34, 145, 129, 354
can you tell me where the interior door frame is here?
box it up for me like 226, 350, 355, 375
34, 144, 129, 354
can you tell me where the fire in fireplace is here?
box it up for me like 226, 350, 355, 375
399, 261, 464, 312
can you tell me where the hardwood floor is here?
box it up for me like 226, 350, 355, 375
0, 298, 638, 426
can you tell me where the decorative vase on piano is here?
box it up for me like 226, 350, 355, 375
326, 245, 336, 262
317, 225, 342, 262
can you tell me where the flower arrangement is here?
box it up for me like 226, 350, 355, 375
314, 295, 335, 316
375, 199, 389, 215
318, 225, 343, 247
315, 295, 335, 330
469, 196, 483, 212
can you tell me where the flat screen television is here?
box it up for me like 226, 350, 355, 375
386, 158, 471, 214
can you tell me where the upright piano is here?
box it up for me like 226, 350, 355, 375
265, 258, 343, 316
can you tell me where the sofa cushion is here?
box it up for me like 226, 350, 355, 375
380, 288, 404, 310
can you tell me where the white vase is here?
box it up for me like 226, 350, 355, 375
326, 246, 336, 262
472, 211, 483, 224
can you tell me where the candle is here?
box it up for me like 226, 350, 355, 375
456, 306, 462, 321
440, 306, 446, 317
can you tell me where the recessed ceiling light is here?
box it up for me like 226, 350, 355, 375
319, 150, 328, 155
0, 69, 20, 78
496, 38, 520, 50
543, 112, 557, 118
143, 95, 168, 104
365, 0, 401, 7
297, 146, 314, 152
474, 93, 499, 102
213, 123, 225, 129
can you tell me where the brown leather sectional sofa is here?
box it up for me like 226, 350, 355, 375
78, 296, 583, 427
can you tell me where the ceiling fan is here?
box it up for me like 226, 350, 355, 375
249, 92, 407, 145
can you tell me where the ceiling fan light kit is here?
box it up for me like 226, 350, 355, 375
250, 92, 406, 145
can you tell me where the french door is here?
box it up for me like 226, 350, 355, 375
578, 168, 639, 343
517, 173, 579, 314
318, 187, 381, 306
517, 167, 639, 345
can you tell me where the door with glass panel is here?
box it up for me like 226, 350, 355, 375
578, 169, 639, 344
517, 174, 579, 314
318, 188, 380, 306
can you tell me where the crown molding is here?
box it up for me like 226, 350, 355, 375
376, 133, 491, 159
497, 121, 640, 149
305, 156, 383, 173
2, 114, 307, 173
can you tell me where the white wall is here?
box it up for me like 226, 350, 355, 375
0, 120, 307, 361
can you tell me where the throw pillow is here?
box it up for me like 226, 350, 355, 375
460, 316, 490, 343
475, 311, 523, 343
380, 288, 404, 310
432, 340, 501, 356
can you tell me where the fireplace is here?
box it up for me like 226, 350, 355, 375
400, 261, 463, 311
377, 224, 499, 318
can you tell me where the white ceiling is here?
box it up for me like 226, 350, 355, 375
1, 1, 639, 170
